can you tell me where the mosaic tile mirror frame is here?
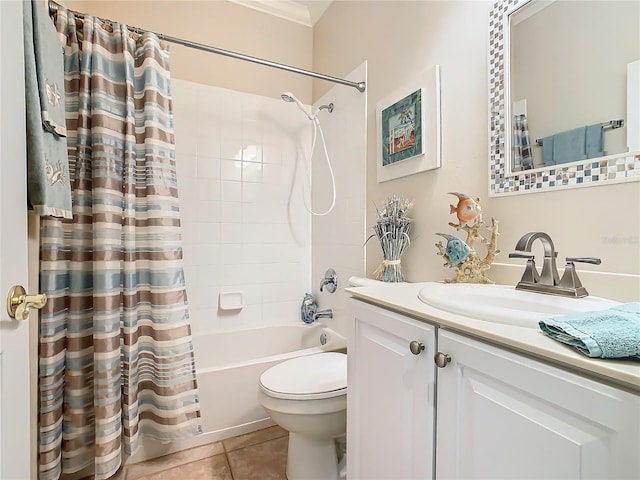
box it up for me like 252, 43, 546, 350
488, 0, 640, 196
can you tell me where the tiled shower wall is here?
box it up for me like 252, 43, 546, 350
171, 79, 312, 335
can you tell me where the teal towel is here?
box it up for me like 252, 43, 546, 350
539, 303, 640, 359
23, 0, 72, 219
585, 123, 603, 159
552, 126, 587, 165
542, 135, 555, 166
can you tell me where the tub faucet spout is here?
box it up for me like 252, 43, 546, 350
314, 309, 333, 321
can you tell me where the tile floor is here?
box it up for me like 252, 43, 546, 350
107, 426, 288, 480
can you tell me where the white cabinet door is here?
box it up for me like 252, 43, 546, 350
348, 299, 436, 480
0, 1, 31, 479
436, 330, 640, 480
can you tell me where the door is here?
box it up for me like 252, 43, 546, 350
436, 330, 640, 479
348, 299, 436, 479
0, 1, 31, 479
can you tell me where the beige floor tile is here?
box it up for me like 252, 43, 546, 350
135, 454, 232, 480
222, 426, 288, 453
125, 442, 225, 480
226, 436, 288, 480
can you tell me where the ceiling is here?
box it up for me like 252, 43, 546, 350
228, 0, 333, 27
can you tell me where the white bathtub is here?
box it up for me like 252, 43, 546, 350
126, 323, 346, 464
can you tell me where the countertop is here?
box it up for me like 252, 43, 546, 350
346, 282, 640, 393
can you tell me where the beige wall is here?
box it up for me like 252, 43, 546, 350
313, 0, 640, 301
61, 0, 314, 103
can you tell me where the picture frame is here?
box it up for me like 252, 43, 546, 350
376, 65, 441, 183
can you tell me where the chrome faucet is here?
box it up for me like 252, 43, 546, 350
314, 309, 334, 321
512, 232, 560, 286
509, 232, 601, 298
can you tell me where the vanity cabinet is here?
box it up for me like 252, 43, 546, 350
436, 330, 640, 479
348, 300, 436, 479
348, 299, 640, 480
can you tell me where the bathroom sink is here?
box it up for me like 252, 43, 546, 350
417, 282, 619, 327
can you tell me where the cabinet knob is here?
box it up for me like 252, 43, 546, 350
434, 352, 451, 368
409, 341, 425, 355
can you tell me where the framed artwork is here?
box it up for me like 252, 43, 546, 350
376, 65, 441, 183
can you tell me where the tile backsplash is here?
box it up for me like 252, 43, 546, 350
171, 79, 312, 335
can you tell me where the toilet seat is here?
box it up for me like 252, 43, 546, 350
259, 352, 347, 401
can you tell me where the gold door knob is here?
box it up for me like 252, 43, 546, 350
6, 285, 47, 321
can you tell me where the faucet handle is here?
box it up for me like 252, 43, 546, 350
320, 268, 338, 293
565, 257, 601, 265
558, 257, 601, 298
509, 252, 540, 284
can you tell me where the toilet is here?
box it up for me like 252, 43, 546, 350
258, 352, 347, 480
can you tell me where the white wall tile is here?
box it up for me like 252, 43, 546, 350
172, 79, 315, 335
195, 201, 221, 223
197, 157, 220, 180
220, 160, 242, 182
220, 181, 242, 202
220, 223, 244, 244
197, 178, 220, 201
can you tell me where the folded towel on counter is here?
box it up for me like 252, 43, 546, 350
552, 126, 587, 165
23, 0, 72, 219
539, 303, 640, 359
585, 123, 604, 158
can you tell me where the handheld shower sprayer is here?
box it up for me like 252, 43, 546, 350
281, 91, 336, 216
281, 92, 334, 122
281, 92, 314, 120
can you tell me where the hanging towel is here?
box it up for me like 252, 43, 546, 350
539, 303, 640, 359
542, 135, 555, 166
23, 0, 72, 219
585, 123, 604, 158
552, 126, 587, 165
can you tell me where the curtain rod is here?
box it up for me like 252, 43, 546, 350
48, 1, 366, 93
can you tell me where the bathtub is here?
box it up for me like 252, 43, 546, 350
126, 323, 346, 464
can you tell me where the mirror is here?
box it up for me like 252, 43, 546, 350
489, 0, 640, 196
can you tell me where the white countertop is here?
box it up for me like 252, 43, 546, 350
346, 282, 640, 393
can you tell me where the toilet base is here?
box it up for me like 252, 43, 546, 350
286, 432, 339, 480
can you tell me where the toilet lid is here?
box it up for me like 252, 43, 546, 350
259, 352, 347, 400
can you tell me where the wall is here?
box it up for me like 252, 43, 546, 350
172, 79, 311, 334
311, 62, 367, 339
61, 0, 313, 103
313, 0, 640, 302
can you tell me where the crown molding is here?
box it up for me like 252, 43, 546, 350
228, 0, 314, 27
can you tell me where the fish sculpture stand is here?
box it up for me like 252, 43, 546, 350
435, 194, 500, 284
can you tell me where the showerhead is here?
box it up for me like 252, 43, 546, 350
281, 91, 314, 120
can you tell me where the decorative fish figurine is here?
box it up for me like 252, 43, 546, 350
449, 192, 482, 225
436, 233, 471, 267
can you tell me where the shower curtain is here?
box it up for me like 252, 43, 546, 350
38, 7, 201, 480
513, 114, 533, 171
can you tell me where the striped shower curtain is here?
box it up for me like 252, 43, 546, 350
513, 114, 533, 171
39, 7, 201, 480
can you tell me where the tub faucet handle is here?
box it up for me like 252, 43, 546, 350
320, 268, 338, 293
